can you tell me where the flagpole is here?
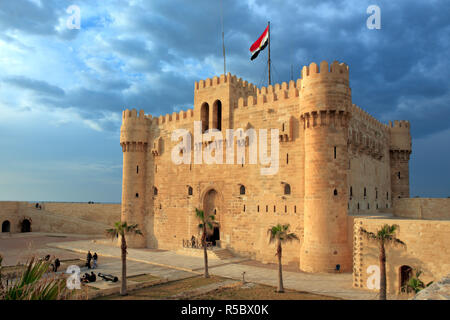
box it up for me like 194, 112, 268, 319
268, 21, 271, 86
220, 0, 226, 75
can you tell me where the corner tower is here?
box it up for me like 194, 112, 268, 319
120, 109, 149, 248
299, 61, 352, 273
389, 120, 412, 199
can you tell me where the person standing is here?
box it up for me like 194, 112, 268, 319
92, 253, 98, 269
86, 251, 92, 269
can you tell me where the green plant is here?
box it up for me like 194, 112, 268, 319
404, 270, 433, 294
1, 257, 73, 300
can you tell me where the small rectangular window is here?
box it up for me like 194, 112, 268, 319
334, 146, 337, 159
137, 165, 139, 174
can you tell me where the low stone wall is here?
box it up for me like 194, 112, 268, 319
0, 201, 121, 235
38, 202, 121, 226
393, 198, 450, 220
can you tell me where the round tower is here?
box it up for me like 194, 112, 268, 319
120, 108, 149, 248
389, 120, 412, 199
299, 61, 352, 273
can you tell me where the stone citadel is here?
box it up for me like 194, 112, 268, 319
1, 61, 449, 294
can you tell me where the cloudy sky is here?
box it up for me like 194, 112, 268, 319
0, 0, 449, 202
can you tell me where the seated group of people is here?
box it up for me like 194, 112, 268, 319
81, 272, 97, 283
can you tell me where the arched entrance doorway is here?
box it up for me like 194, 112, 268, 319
399, 265, 413, 293
202, 189, 221, 246
2, 220, 10, 232
21, 219, 31, 233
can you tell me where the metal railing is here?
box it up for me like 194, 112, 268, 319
182, 239, 214, 250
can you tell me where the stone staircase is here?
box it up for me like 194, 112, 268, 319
212, 248, 235, 260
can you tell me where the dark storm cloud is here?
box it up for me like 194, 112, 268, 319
1, 0, 449, 138
2, 76, 65, 97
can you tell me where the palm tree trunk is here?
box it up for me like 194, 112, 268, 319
277, 241, 284, 293
203, 228, 209, 278
379, 241, 387, 300
120, 235, 127, 296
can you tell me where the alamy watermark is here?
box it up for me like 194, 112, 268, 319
366, 265, 381, 289
171, 121, 279, 175
367, 5, 381, 30
66, 5, 81, 30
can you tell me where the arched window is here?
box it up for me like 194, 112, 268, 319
201, 102, 209, 133
386, 192, 389, 200
188, 186, 193, 196
284, 184, 291, 195
357, 203, 360, 210
212, 100, 222, 131
136, 193, 139, 198
375, 188, 378, 199
334, 146, 337, 159
350, 186, 353, 197
153, 187, 158, 196
364, 187, 367, 198
398, 171, 401, 179
136, 165, 139, 174
240, 185, 246, 195
334, 189, 338, 196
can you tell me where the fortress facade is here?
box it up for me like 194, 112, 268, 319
1, 60, 449, 294
120, 60, 413, 273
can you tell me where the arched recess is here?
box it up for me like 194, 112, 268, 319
212, 100, 222, 131
201, 102, 209, 133
202, 188, 223, 246
2, 220, 11, 232
21, 219, 31, 233
399, 265, 413, 293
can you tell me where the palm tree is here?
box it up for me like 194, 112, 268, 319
267, 224, 299, 293
195, 208, 215, 278
105, 221, 142, 296
360, 224, 406, 300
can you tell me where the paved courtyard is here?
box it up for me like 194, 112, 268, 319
1, 233, 388, 299
48, 238, 381, 300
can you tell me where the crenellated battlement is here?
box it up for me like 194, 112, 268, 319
122, 108, 149, 121
301, 61, 349, 80
236, 80, 301, 109
389, 120, 412, 152
389, 120, 410, 129
350, 104, 390, 132
195, 73, 258, 93
153, 108, 194, 126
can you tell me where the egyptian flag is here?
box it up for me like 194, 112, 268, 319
249, 25, 269, 60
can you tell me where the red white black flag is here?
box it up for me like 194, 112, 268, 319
249, 25, 269, 60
